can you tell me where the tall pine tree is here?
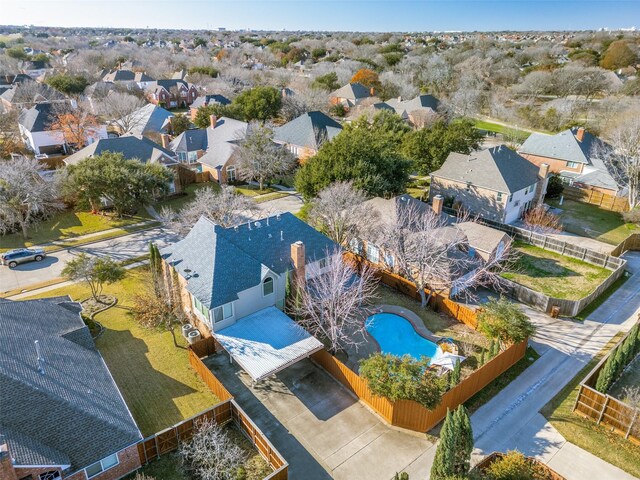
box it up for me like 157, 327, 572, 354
431, 410, 456, 480
596, 347, 617, 393
453, 405, 474, 477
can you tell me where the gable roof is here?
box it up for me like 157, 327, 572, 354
18, 102, 57, 132
169, 117, 248, 153
387, 94, 440, 114
0, 297, 141, 471
273, 111, 342, 151
1, 82, 66, 106
103, 69, 154, 83
191, 94, 231, 109
432, 146, 541, 194
330, 82, 371, 100
160, 213, 338, 309
64, 135, 177, 166
124, 103, 174, 136
519, 128, 596, 164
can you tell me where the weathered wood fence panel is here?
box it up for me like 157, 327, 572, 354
188, 347, 233, 402
562, 185, 629, 212
611, 233, 640, 258
312, 340, 527, 433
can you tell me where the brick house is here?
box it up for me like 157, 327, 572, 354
273, 111, 342, 161
518, 127, 622, 197
329, 82, 373, 107
189, 94, 231, 120
429, 146, 549, 224
145, 79, 198, 109
0, 297, 142, 480
169, 115, 248, 184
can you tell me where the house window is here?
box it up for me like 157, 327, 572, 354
38, 472, 60, 480
523, 186, 529, 195
567, 161, 578, 168
192, 296, 210, 321
177, 151, 187, 162
263, 277, 274, 296
213, 303, 233, 323
85, 453, 119, 478
226, 166, 236, 182
187, 151, 198, 163
384, 253, 394, 268
318, 257, 327, 269
497, 192, 503, 202
349, 238, 362, 254
366, 244, 380, 263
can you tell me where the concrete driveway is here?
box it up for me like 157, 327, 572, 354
255, 193, 304, 216
0, 226, 179, 293
206, 355, 434, 479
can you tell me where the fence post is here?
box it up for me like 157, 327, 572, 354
542, 236, 548, 249
597, 396, 610, 424
625, 408, 638, 439
572, 385, 583, 412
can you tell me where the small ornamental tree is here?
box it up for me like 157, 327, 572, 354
169, 113, 191, 136
453, 405, 474, 477
545, 173, 564, 199
359, 353, 445, 409
483, 450, 549, 480
431, 409, 456, 479
478, 297, 536, 350
351, 68, 380, 91
449, 359, 461, 389
62, 253, 125, 302
522, 206, 562, 233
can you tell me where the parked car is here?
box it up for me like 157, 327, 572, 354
0, 248, 46, 268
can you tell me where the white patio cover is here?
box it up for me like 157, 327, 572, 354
215, 306, 324, 382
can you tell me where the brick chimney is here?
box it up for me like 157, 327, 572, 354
370, 87, 375, 96
160, 134, 170, 149
534, 163, 550, 206
432, 194, 444, 216
209, 114, 217, 129
290, 241, 306, 286
576, 127, 585, 142
0, 443, 18, 480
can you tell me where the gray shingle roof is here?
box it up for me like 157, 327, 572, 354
519, 128, 593, 164
330, 82, 371, 100
18, 102, 56, 132
125, 103, 174, 136
64, 135, 177, 166
273, 111, 342, 151
160, 213, 338, 309
191, 94, 231, 109
0, 297, 141, 471
169, 117, 248, 153
432, 146, 541, 194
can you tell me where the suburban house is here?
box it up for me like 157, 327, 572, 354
1, 81, 67, 111
112, 103, 175, 138
385, 94, 441, 127
189, 94, 231, 120
18, 102, 108, 156
144, 79, 198, 108
430, 146, 550, 224
102, 69, 155, 90
518, 127, 621, 197
64, 134, 178, 166
169, 115, 248, 183
273, 111, 342, 160
0, 297, 142, 480
329, 82, 373, 107
159, 213, 337, 382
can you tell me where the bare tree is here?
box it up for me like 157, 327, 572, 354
96, 91, 147, 134
621, 386, 640, 439
292, 250, 378, 354
179, 418, 246, 480
0, 157, 62, 239
377, 202, 511, 306
235, 123, 297, 191
594, 118, 640, 209
308, 181, 378, 247
160, 186, 255, 233
522, 206, 563, 233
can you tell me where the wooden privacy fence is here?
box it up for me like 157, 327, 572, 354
474, 452, 566, 479
562, 185, 629, 212
346, 252, 479, 330
611, 233, 640, 258
188, 347, 233, 402
312, 340, 528, 433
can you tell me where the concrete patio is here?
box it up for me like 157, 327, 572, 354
204, 354, 435, 479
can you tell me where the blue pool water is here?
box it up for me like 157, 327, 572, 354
365, 312, 442, 363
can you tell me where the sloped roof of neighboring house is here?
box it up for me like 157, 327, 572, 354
84, 81, 116, 98
519, 128, 595, 164
64, 135, 177, 166
387, 94, 440, 113
455, 221, 510, 257
432, 146, 541, 194
363, 194, 431, 228
124, 103, 174, 136
169, 117, 248, 153
160, 213, 338, 309
18, 102, 57, 132
330, 82, 371, 100
273, 111, 342, 151
134, 72, 154, 82
147, 79, 191, 93
191, 94, 231, 109
1, 81, 65, 106
103, 69, 155, 83
198, 142, 238, 169
0, 297, 141, 471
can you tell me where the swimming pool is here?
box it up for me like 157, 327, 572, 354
365, 312, 442, 363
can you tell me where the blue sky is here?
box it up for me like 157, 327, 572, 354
2, 1, 639, 32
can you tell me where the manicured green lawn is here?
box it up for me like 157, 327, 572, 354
254, 192, 290, 204
26, 268, 219, 436
155, 182, 221, 212
406, 177, 430, 200
471, 119, 532, 143
0, 210, 151, 252
548, 198, 640, 246
234, 184, 278, 197
541, 333, 640, 478
502, 242, 611, 300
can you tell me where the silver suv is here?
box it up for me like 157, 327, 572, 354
0, 248, 46, 268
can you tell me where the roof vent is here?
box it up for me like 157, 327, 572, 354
34, 340, 45, 375
280, 230, 284, 241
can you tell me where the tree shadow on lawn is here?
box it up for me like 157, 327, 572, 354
513, 252, 580, 279
96, 326, 205, 436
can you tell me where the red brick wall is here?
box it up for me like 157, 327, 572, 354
65, 444, 141, 480
14, 466, 63, 480
519, 152, 583, 174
